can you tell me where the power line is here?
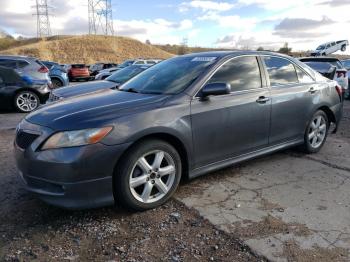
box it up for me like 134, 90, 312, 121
33, 0, 52, 38
88, 0, 114, 36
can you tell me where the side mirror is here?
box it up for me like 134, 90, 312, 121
201, 83, 231, 99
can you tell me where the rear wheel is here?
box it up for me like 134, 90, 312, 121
52, 78, 63, 88
301, 110, 329, 153
114, 139, 182, 211
14, 91, 40, 113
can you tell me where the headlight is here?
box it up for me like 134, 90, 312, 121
41, 127, 113, 150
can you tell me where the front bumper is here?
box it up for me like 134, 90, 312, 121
14, 120, 131, 209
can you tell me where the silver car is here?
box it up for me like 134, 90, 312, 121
0, 55, 51, 82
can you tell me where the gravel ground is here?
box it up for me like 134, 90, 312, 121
0, 129, 264, 261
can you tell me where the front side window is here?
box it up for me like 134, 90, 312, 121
208, 56, 262, 92
264, 57, 298, 86
0, 59, 17, 69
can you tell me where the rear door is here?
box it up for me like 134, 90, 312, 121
191, 56, 271, 167
262, 56, 316, 145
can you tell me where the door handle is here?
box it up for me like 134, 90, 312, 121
256, 96, 270, 104
309, 87, 316, 94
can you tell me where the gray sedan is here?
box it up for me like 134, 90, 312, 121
14, 51, 343, 211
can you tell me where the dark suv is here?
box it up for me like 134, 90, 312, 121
14, 52, 343, 210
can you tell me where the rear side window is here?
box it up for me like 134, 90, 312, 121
17, 60, 29, 69
208, 56, 262, 92
134, 61, 145, 65
264, 57, 298, 86
72, 64, 85, 68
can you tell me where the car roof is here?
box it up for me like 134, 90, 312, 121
0, 55, 37, 60
179, 50, 293, 60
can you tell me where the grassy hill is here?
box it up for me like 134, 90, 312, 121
0, 35, 173, 64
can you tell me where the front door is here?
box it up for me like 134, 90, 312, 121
191, 56, 271, 168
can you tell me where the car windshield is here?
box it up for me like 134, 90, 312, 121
316, 45, 325, 50
106, 65, 146, 84
120, 56, 217, 95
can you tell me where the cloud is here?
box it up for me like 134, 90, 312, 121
273, 17, 335, 38
198, 12, 257, 30
179, 0, 235, 12
318, 0, 350, 7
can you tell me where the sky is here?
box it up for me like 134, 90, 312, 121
1, 0, 350, 53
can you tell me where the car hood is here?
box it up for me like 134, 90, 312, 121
53, 80, 116, 98
26, 89, 169, 130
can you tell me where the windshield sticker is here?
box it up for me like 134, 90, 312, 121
191, 57, 217, 62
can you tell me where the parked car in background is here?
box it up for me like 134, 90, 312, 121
300, 57, 348, 98
341, 59, 350, 85
42, 61, 69, 88
68, 64, 91, 81
117, 59, 162, 70
95, 66, 120, 80
89, 62, 118, 76
0, 66, 51, 112
48, 65, 151, 102
0, 55, 51, 82
15, 51, 343, 211
310, 40, 349, 56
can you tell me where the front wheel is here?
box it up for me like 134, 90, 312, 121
114, 139, 182, 211
14, 91, 40, 113
301, 111, 329, 153
341, 45, 346, 52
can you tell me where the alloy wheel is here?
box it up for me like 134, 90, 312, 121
308, 115, 327, 149
16, 92, 39, 112
129, 150, 176, 204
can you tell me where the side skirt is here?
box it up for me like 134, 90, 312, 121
188, 139, 303, 179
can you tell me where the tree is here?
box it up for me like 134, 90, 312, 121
257, 46, 264, 51
278, 42, 292, 54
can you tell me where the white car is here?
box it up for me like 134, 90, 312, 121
311, 40, 349, 56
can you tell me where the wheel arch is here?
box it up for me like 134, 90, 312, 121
317, 105, 336, 125
113, 132, 190, 181
50, 76, 64, 85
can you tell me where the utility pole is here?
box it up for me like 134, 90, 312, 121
33, 0, 52, 38
88, 0, 114, 35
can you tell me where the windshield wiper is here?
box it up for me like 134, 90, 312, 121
119, 87, 139, 93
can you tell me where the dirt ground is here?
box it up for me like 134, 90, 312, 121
177, 100, 350, 262
1, 100, 349, 262
0, 128, 263, 261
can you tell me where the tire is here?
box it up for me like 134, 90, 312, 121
341, 45, 346, 52
51, 78, 63, 88
14, 91, 40, 113
301, 110, 329, 153
114, 139, 182, 211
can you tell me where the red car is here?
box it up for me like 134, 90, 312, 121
68, 64, 91, 81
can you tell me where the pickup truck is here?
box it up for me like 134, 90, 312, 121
310, 40, 348, 56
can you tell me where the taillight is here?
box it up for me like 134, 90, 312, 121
38, 66, 49, 73
335, 85, 343, 101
